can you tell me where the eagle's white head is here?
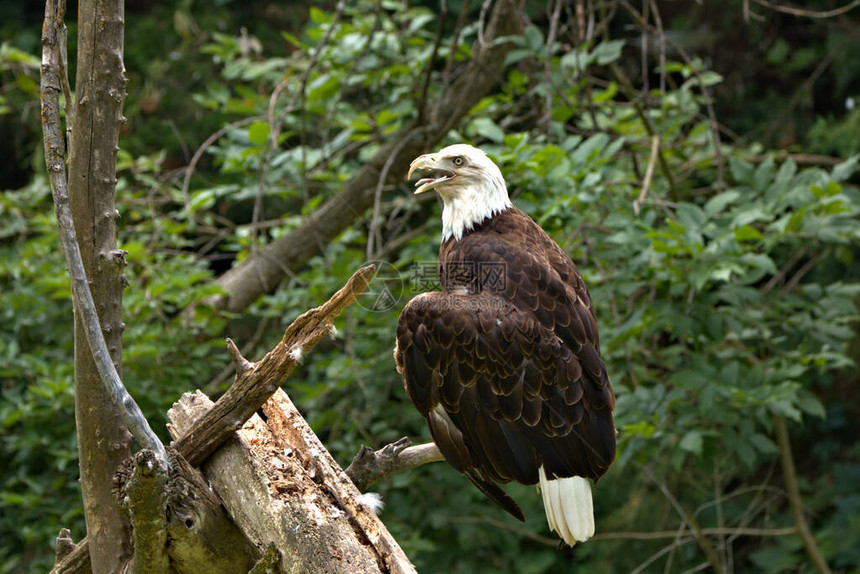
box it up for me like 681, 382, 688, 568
408, 143, 512, 241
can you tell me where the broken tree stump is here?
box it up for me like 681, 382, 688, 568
168, 390, 416, 574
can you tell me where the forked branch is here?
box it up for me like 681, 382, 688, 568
41, 0, 166, 464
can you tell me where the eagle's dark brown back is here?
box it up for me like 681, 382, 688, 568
396, 206, 615, 520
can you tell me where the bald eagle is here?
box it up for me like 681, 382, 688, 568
395, 144, 616, 545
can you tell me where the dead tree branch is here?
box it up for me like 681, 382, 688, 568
172, 263, 376, 466
53, 529, 77, 568
264, 389, 415, 572
42, 0, 145, 568
347, 438, 445, 492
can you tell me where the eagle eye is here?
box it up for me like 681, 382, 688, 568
452, 156, 465, 167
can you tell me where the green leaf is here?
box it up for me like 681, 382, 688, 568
188, 189, 216, 212
407, 12, 436, 33
796, 390, 826, 418
247, 121, 270, 145
675, 202, 707, 231
471, 118, 505, 143
524, 25, 544, 52
750, 433, 778, 455
704, 190, 741, 216
309, 6, 330, 24
736, 439, 756, 466
729, 157, 755, 185
734, 225, 763, 241
592, 82, 618, 103
679, 430, 703, 456
740, 253, 777, 274
592, 39, 625, 65
698, 70, 723, 86
571, 133, 609, 165
831, 155, 859, 182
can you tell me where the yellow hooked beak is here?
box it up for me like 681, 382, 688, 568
408, 153, 455, 195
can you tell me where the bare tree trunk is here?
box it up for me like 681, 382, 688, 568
67, 0, 132, 570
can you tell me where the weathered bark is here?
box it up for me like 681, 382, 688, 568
111, 449, 258, 574
263, 390, 415, 573
162, 451, 258, 573
53, 266, 380, 573
214, 0, 526, 313
118, 450, 171, 574
54, 529, 77, 566
168, 390, 416, 574
172, 264, 375, 467
64, 0, 132, 570
51, 539, 92, 574
347, 439, 444, 493
43, 0, 165, 460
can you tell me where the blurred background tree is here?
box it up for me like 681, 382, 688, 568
2, 0, 859, 572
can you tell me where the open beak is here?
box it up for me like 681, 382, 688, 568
408, 153, 455, 195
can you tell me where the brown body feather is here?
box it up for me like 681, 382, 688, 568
396, 206, 616, 521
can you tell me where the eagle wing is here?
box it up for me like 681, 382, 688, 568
396, 208, 615, 520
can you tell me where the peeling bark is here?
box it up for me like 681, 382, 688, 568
168, 390, 416, 574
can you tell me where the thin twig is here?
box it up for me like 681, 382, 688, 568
774, 416, 832, 574
784, 253, 819, 291
595, 526, 797, 541
204, 317, 273, 394
621, 0, 725, 188
291, 0, 348, 271
448, 515, 559, 546
648, 0, 666, 94
417, 0, 448, 122
762, 42, 842, 145
761, 247, 809, 295
180, 115, 265, 203
633, 538, 696, 574
713, 459, 727, 571
366, 128, 421, 260
609, 61, 678, 200
371, 221, 433, 261
634, 134, 660, 215
476, 0, 493, 48
752, 0, 860, 18
744, 153, 843, 167
543, 0, 563, 137
643, 466, 725, 574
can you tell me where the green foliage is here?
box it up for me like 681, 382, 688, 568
0, 42, 39, 116
2, 1, 859, 572
0, 161, 226, 572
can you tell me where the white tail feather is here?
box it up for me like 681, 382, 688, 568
538, 466, 595, 545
